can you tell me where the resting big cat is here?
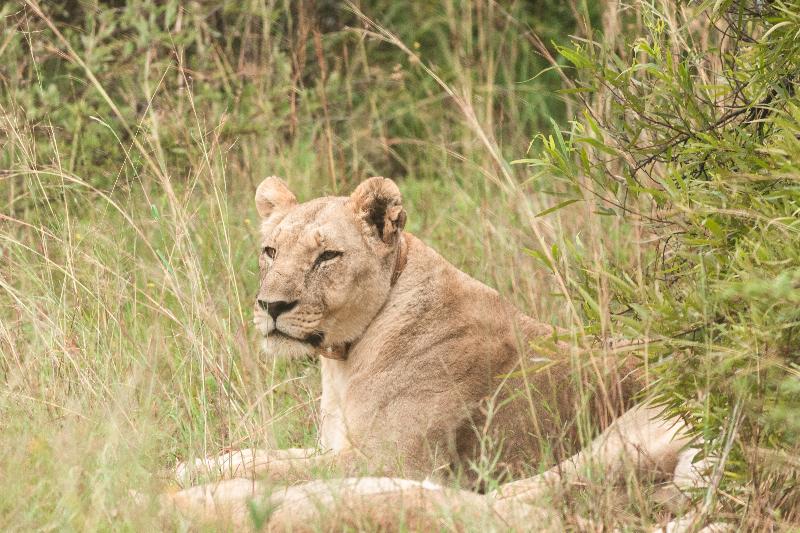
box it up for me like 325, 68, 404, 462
179, 176, 638, 490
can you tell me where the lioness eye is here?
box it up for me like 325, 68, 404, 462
263, 246, 276, 259
316, 250, 342, 264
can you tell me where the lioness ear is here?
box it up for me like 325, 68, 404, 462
255, 176, 297, 219
350, 177, 406, 244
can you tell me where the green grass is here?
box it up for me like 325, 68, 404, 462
4, 0, 796, 530
0, 2, 587, 529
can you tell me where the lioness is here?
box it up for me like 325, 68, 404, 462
170, 177, 696, 528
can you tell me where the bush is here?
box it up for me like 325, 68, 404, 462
528, 0, 800, 525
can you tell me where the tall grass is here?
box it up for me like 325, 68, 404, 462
4, 0, 793, 529
0, 1, 595, 529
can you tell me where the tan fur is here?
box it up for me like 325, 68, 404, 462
244, 176, 639, 484
167, 476, 563, 531
168, 406, 700, 531
168, 177, 700, 529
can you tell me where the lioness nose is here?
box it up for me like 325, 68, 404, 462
266, 300, 298, 321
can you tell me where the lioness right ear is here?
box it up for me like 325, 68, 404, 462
350, 177, 406, 244
255, 176, 297, 219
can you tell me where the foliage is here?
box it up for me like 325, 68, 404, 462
1, 0, 585, 195
527, 0, 800, 524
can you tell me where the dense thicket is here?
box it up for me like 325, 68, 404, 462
531, 0, 800, 524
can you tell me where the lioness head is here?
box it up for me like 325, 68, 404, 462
253, 176, 407, 358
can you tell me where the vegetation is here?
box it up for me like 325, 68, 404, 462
528, 0, 800, 526
1, 0, 798, 529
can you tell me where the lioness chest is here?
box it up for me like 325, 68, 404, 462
319, 357, 350, 452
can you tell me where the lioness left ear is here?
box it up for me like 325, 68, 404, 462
255, 176, 298, 220
350, 177, 407, 244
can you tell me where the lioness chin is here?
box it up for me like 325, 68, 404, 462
169, 176, 698, 529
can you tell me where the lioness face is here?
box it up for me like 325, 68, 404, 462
253, 176, 406, 358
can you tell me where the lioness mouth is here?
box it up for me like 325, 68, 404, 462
305, 332, 324, 347
269, 329, 324, 347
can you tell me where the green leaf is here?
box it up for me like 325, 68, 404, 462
535, 198, 581, 218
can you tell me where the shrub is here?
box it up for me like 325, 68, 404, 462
528, 0, 800, 525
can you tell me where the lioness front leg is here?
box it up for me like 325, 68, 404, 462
176, 447, 332, 486
492, 404, 693, 501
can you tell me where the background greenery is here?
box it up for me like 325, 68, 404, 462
1, 0, 798, 530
